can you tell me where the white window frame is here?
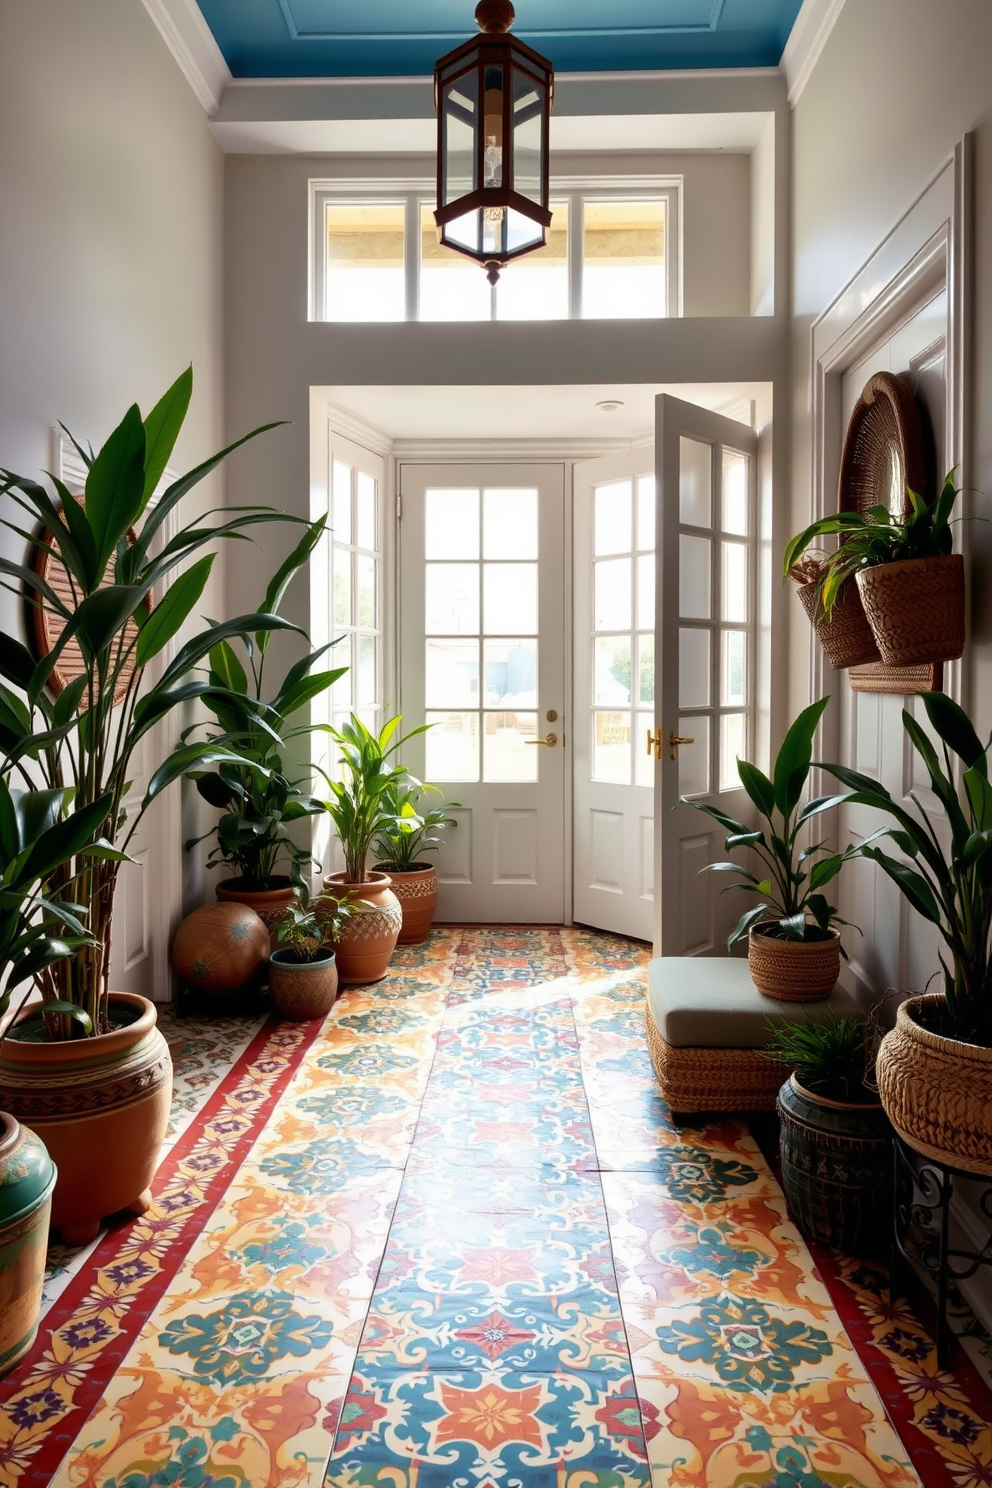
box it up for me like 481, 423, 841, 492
309, 175, 682, 323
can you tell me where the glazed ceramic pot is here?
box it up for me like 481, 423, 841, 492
777, 1076, 892, 1254
172, 902, 270, 992
215, 876, 297, 932
268, 949, 339, 1021
876, 992, 992, 1177
748, 925, 840, 1002
373, 862, 438, 944
0, 993, 172, 1245
0, 1112, 56, 1377
320, 871, 402, 985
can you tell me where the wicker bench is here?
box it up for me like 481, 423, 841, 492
645, 957, 863, 1118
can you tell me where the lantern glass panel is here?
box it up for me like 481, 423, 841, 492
482, 64, 505, 189
512, 69, 545, 205
442, 70, 478, 208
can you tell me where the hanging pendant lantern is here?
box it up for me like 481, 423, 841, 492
434, 0, 554, 285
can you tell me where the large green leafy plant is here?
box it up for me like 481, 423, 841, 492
821, 691, 992, 1048
373, 779, 459, 872
684, 697, 858, 949
184, 519, 346, 891
322, 715, 428, 884
0, 369, 296, 1035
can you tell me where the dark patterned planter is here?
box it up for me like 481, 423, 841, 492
777, 1074, 892, 1255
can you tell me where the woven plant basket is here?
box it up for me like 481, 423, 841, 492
748, 926, 840, 1002
644, 1006, 783, 1116
839, 372, 927, 517
876, 992, 992, 1178
797, 578, 880, 669
856, 554, 965, 667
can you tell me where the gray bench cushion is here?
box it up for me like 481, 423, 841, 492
647, 956, 863, 1049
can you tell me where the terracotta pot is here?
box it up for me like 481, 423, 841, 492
0, 1112, 56, 1377
319, 871, 402, 985
0, 993, 172, 1245
268, 950, 339, 1021
172, 902, 270, 991
856, 553, 965, 666
777, 1076, 891, 1253
215, 876, 297, 932
876, 992, 992, 1177
373, 863, 438, 944
797, 579, 881, 669
748, 925, 840, 1002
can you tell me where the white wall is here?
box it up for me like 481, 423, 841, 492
0, 0, 227, 914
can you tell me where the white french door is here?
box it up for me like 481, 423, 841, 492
398, 464, 566, 921
572, 449, 656, 941
655, 395, 759, 956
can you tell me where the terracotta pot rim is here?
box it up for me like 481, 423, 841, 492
269, 948, 336, 971
789, 1074, 884, 1112
372, 862, 436, 877
2, 991, 156, 1058
898, 991, 992, 1062
750, 924, 841, 948
323, 870, 393, 892
217, 877, 296, 897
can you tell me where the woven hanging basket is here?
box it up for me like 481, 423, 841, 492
748, 926, 840, 1002
856, 553, 965, 667
876, 993, 992, 1178
797, 578, 880, 669
838, 371, 927, 517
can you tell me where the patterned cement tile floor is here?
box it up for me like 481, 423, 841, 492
2, 928, 991, 1488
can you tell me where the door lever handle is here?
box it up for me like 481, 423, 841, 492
526, 733, 558, 747
669, 730, 695, 761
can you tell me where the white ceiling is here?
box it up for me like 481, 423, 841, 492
320, 382, 768, 442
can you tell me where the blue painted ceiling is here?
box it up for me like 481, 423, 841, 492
195, 0, 806, 78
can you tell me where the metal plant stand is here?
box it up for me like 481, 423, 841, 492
891, 1135, 992, 1368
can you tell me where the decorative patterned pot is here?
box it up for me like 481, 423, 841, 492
876, 992, 992, 1177
0, 993, 172, 1245
0, 1112, 56, 1377
777, 1075, 892, 1253
215, 876, 297, 933
856, 553, 965, 666
373, 863, 439, 944
268, 950, 339, 1021
172, 902, 270, 992
320, 872, 402, 985
748, 926, 840, 1002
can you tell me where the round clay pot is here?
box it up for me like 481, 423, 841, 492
748, 925, 840, 1002
268, 949, 339, 1021
215, 876, 297, 931
777, 1075, 892, 1254
0, 993, 172, 1245
856, 553, 965, 666
0, 1112, 56, 1377
373, 863, 438, 944
172, 902, 270, 991
320, 871, 402, 985
876, 992, 992, 1177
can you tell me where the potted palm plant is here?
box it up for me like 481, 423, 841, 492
784, 469, 965, 668
268, 888, 355, 1022
763, 1013, 891, 1254
372, 780, 459, 944
184, 517, 346, 929
684, 698, 858, 1001
319, 714, 426, 984
821, 691, 992, 1176
0, 369, 296, 1242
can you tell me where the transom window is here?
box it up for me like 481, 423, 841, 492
310, 179, 679, 323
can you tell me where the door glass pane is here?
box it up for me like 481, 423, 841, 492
722, 542, 747, 621
356, 554, 376, 629
483, 712, 538, 781
722, 630, 747, 706
333, 552, 351, 626
594, 636, 631, 706
425, 489, 480, 559
679, 628, 710, 708
594, 558, 631, 630
425, 711, 479, 781
356, 634, 377, 706
326, 204, 405, 322
425, 564, 479, 634
679, 438, 711, 527
483, 638, 537, 706
678, 717, 709, 797
593, 711, 631, 784
720, 713, 747, 791
484, 489, 538, 559
594, 481, 632, 556
637, 634, 654, 705
484, 563, 537, 634
332, 461, 352, 543
426, 638, 479, 707
583, 200, 666, 319
722, 450, 748, 535
635, 712, 654, 787
357, 472, 377, 549
679, 536, 711, 620
636, 554, 654, 629
636, 474, 655, 551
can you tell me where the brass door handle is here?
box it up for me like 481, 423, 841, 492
526, 733, 558, 747
646, 728, 663, 760
669, 730, 695, 761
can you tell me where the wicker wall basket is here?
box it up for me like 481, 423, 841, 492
856, 553, 965, 667
875, 992, 992, 1178
748, 926, 840, 1002
797, 579, 881, 669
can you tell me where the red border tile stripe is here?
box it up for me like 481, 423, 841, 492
0, 1014, 322, 1487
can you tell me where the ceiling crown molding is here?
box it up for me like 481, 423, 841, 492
142, 0, 231, 114
780, 0, 846, 106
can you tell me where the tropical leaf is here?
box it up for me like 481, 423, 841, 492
135, 554, 214, 667
84, 403, 147, 571
142, 367, 192, 501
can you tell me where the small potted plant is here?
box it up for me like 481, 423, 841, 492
821, 691, 992, 1176
763, 1013, 891, 1254
268, 889, 356, 1022
684, 697, 858, 1001
372, 780, 459, 944
784, 469, 965, 668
